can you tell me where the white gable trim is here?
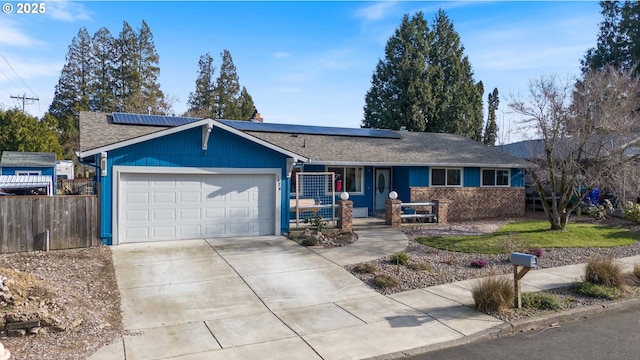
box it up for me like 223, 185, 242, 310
77, 118, 309, 162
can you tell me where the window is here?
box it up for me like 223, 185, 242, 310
431, 168, 461, 186
15, 170, 41, 176
326, 166, 363, 193
482, 169, 510, 186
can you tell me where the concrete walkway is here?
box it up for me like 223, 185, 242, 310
89, 223, 640, 360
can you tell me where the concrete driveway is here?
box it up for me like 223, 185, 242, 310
91, 235, 498, 360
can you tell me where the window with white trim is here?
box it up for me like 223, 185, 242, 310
15, 170, 41, 176
431, 168, 462, 186
482, 169, 510, 186
326, 166, 363, 193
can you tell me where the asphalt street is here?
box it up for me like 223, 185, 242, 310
409, 303, 640, 360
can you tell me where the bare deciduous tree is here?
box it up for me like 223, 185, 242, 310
510, 66, 640, 230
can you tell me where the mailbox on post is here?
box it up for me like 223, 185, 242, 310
510, 252, 539, 309
510, 252, 538, 268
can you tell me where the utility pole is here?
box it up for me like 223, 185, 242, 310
10, 94, 39, 114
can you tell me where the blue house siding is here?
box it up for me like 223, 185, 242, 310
464, 168, 480, 187
99, 127, 290, 244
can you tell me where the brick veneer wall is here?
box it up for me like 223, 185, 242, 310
410, 187, 525, 222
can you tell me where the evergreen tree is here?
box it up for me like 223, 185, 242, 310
187, 53, 216, 118
0, 109, 63, 156
426, 10, 483, 138
237, 87, 256, 120
48, 27, 92, 159
114, 21, 141, 112
214, 50, 242, 119
483, 88, 499, 146
362, 10, 483, 139
363, 13, 431, 131
136, 20, 166, 114
90, 27, 117, 112
582, 1, 640, 73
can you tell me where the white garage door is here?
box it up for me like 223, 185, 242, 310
119, 172, 276, 243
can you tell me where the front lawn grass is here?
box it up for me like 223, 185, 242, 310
416, 220, 640, 254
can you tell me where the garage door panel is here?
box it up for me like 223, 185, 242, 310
180, 191, 202, 204
204, 208, 225, 220
153, 192, 177, 204
126, 192, 149, 204
179, 208, 202, 220
120, 172, 276, 243
126, 227, 150, 241
152, 209, 176, 221
126, 209, 150, 221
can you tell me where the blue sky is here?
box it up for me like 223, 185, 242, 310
0, 1, 601, 144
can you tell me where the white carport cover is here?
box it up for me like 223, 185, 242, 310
0, 175, 53, 196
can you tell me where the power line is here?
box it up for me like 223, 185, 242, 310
0, 53, 38, 99
10, 94, 39, 114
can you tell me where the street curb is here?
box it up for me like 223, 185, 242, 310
370, 297, 640, 360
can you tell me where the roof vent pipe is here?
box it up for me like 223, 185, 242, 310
303, 139, 307, 148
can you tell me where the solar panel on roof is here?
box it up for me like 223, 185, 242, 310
218, 120, 401, 139
112, 113, 201, 127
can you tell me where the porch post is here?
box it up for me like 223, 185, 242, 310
385, 199, 402, 229
433, 199, 448, 225
337, 200, 353, 233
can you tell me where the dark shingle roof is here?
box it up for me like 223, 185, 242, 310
246, 130, 531, 167
78, 112, 531, 168
0, 151, 56, 167
79, 111, 168, 152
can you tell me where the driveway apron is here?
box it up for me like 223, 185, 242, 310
104, 236, 471, 360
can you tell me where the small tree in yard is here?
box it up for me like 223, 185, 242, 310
509, 65, 640, 230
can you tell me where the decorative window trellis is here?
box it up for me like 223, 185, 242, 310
291, 172, 337, 227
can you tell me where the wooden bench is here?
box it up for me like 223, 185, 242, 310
401, 202, 438, 223
290, 198, 321, 214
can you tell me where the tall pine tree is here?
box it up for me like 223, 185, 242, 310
214, 50, 242, 119
582, 1, 640, 74
90, 27, 117, 112
362, 10, 484, 140
114, 21, 140, 112
483, 88, 499, 146
48, 27, 92, 159
363, 13, 432, 131
187, 53, 216, 118
136, 20, 167, 114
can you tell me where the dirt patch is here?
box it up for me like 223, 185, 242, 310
0, 246, 124, 360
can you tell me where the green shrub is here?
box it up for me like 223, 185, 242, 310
624, 201, 640, 224
390, 252, 410, 265
373, 274, 399, 289
522, 292, 562, 310
304, 214, 327, 232
353, 263, 378, 274
407, 262, 434, 272
584, 256, 623, 288
570, 281, 622, 300
300, 237, 317, 247
471, 276, 514, 313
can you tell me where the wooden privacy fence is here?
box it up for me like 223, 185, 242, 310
0, 195, 100, 253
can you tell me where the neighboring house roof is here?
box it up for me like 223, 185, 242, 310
497, 135, 640, 161
78, 112, 532, 168
0, 151, 56, 167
